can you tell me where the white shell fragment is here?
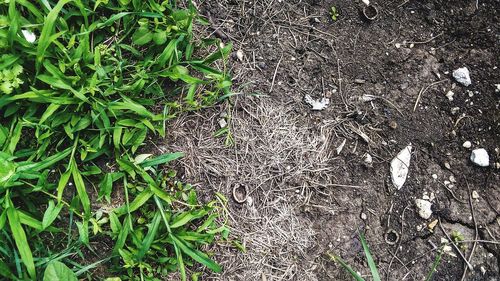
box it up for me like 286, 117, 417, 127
22, 30, 36, 43
304, 95, 329, 110
470, 148, 489, 167
362, 0, 370, 6
415, 199, 433, 219
453, 67, 472, 87
390, 145, 412, 190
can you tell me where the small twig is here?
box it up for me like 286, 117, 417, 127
461, 179, 478, 281
387, 205, 409, 281
269, 54, 283, 93
407, 32, 444, 45
438, 217, 474, 271
413, 80, 446, 112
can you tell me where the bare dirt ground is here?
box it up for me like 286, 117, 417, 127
166, 0, 500, 280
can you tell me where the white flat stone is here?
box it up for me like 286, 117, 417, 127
470, 148, 489, 167
390, 145, 412, 190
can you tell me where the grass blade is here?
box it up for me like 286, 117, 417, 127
425, 247, 444, 281
71, 159, 91, 217
42, 200, 63, 229
154, 196, 186, 281
327, 253, 365, 281
140, 152, 184, 168
36, 0, 72, 70
171, 234, 221, 273
7, 207, 36, 279
136, 212, 161, 260
359, 231, 381, 281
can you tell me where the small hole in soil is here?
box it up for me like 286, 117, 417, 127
232, 185, 248, 203
363, 6, 378, 20
385, 229, 399, 245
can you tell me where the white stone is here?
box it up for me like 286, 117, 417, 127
453, 67, 472, 87
361, 213, 367, 220
415, 199, 432, 219
390, 145, 412, 190
445, 91, 454, 101
470, 148, 490, 167
364, 153, 373, 164
218, 118, 227, 128
463, 141, 472, 148
472, 190, 479, 199
362, 0, 370, 5
236, 49, 244, 62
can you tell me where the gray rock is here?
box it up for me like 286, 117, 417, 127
452, 67, 472, 87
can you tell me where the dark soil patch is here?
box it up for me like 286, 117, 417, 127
166, 0, 500, 280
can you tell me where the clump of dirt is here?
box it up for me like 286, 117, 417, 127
165, 0, 499, 280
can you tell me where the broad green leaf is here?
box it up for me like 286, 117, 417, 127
71, 159, 91, 217
0, 125, 8, 146
76, 220, 89, 245
42, 200, 63, 229
7, 207, 36, 279
140, 152, 184, 167
0, 152, 16, 186
98, 173, 113, 203
43, 261, 78, 281
132, 27, 153, 45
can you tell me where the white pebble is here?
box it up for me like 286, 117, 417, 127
364, 153, 373, 164
453, 67, 472, 87
472, 190, 479, 199
415, 199, 432, 219
236, 49, 244, 62
445, 91, 454, 101
462, 141, 472, 148
470, 148, 490, 167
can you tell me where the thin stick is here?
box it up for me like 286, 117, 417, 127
269, 54, 283, 93
461, 180, 478, 281
413, 80, 446, 112
407, 32, 444, 45
438, 217, 474, 271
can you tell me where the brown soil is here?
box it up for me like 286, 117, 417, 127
166, 0, 500, 280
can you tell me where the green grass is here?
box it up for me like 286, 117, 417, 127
329, 231, 444, 281
0, 0, 231, 279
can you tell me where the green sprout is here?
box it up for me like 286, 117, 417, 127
330, 6, 339, 21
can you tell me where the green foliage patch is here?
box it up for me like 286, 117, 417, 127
0, 0, 231, 279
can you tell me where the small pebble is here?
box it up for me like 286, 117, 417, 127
236, 49, 244, 61
445, 90, 454, 101
472, 190, 479, 199
432, 174, 438, 179
463, 141, 472, 148
453, 67, 472, 87
364, 153, 373, 164
415, 199, 432, 219
470, 148, 490, 167
389, 121, 398, 129
444, 162, 451, 169
361, 213, 367, 220
218, 118, 227, 128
